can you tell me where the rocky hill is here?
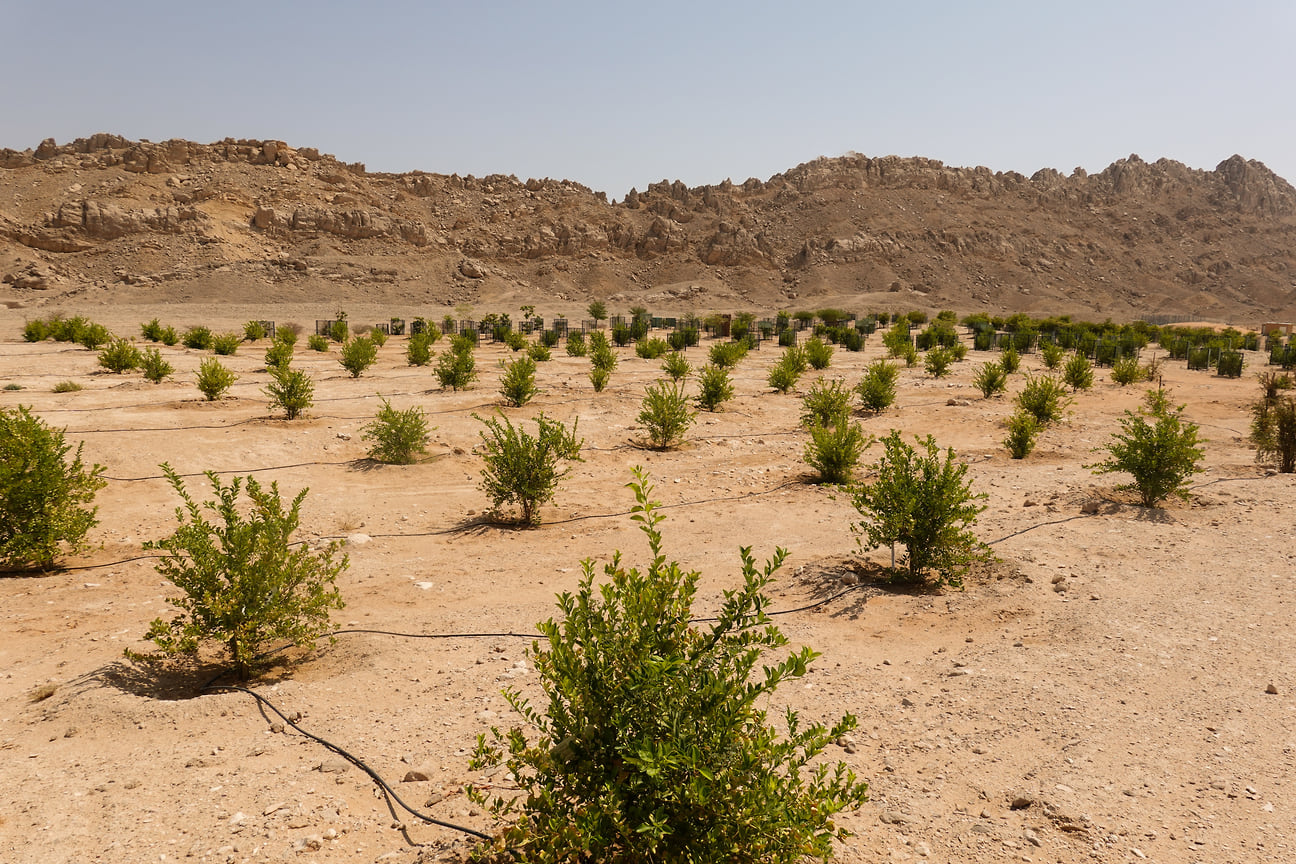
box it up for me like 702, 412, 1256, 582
3, 134, 1295, 320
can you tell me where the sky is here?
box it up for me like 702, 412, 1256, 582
4, 1, 1294, 197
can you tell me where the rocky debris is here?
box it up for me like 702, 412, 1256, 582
2, 262, 61, 290
252, 206, 428, 245
48, 200, 208, 239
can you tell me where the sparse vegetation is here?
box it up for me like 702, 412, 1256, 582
499, 356, 539, 406
98, 338, 142, 373
695, 364, 735, 412
804, 417, 871, 484
363, 399, 431, 464
52, 380, 83, 393
474, 412, 583, 526
195, 358, 236, 401
263, 367, 314, 420
638, 379, 694, 449
857, 360, 899, 413
339, 335, 378, 377
140, 347, 174, 384
1088, 389, 1205, 507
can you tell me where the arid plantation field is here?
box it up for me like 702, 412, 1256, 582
3, 301, 1296, 864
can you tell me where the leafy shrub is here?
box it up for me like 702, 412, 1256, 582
140, 347, 174, 384
305, 333, 328, 352
140, 465, 346, 680
589, 331, 617, 370
1252, 395, 1296, 473
76, 322, 113, 351
850, 430, 990, 587
1015, 374, 1071, 425
1217, 350, 1244, 378
195, 358, 236, 401
1063, 353, 1094, 391
4, 383, 22, 391
695, 364, 734, 412
370, 327, 388, 349
1110, 354, 1143, 385
363, 399, 431, 464
924, 346, 954, 378
52, 380, 83, 393
505, 330, 528, 352
141, 318, 167, 342
263, 367, 314, 419
329, 317, 349, 343
949, 341, 968, 361
566, 331, 587, 357
1041, 342, 1064, 369
406, 332, 434, 366
999, 345, 1021, 374
639, 379, 694, 449
264, 340, 294, 371
1004, 411, 1040, 459
1087, 389, 1204, 506
972, 362, 1008, 398
857, 360, 899, 413
243, 320, 267, 341
611, 325, 633, 347
435, 337, 478, 390
98, 338, 143, 373
805, 417, 871, 484
662, 350, 691, 381
500, 356, 539, 407
803, 336, 833, 370
337, 336, 377, 377
182, 326, 214, 350
527, 342, 552, 362
469, 470, 868, 863
708, 340, 748, 368
211, 332, 241, 355
586, 299, 607, 323
0, 405, 106, 570
23, 319, 51, 342
632, 337, 666, 360
882, 323, 912, 358
589, 366, 611, 392
800, 378, 853, 428
767, 358, 801, 393
474, 412, 583, 525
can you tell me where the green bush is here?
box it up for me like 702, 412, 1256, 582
589, 331, 617, 371
857, 360, 899, 413
264, 340, 294, 371
635, 337, 669, 360
1251, 392, 1296, 473
1016, 374, 1071, 425
474, 412, 583, 525
1217, 350, 1244, 378
1087, 389, 1205, 507
1110, 354, 1143, 386
370, 327, 388, 349
52, 380, 83, 393
527, 342, 552, 363
76, 322, 113, 351
363, 399, 431, 464
406, 332, 434, 366
924, 346, 954, 378
140, 465, 346, 680
0, 405, 106, 570
339, 336, 378, 377
141, 318, 167, 342
98, 338, 143, 373
182, 326, 214, 350
949, 341, 968, 362
329, 317, 349, 344
243, 320, 267, 341
435, 337, 478, 391
800, 378, 853, 428
263, 367, 314, 420
140, 347, 174, 384
505, 330, 528, 352
639, 380, 694, 449
804, 417, 871, 484
195, 358, 236, 401
1063, 353, 1094, 391
500, 356, 539, 407
307, 333, 329, 352
469, 470, 868, 863
23, 319, 51, 342
803, 336, 833, 370
999, 345, 1021, 374
850, 430, 990, 587
586, 300, 608, 325
211, 332, 241, 356
972, 362, 1008, 398
566, 331, 587, 357
708, 340, 748, 368
661, 350, 691, 381
695, 364, 734, 412
1004, 411, 1040, 459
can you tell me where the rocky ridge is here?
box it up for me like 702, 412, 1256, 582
2, 134, 1295, 318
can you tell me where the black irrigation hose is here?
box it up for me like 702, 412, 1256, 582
202, 682, 491, 841
102, 460, 355, 482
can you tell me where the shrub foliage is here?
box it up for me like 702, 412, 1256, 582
475, 412, 583, 526
1088, 389, 1205, 507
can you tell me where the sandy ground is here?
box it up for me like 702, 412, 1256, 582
2, 303, 1295, 864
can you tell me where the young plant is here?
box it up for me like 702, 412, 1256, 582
369, 327, 388, 349
1110, 354, 1143, 385
140, 347, 174, 384
468, 470, 869, 863
0, 405, 106, 569
1040, 341, 1064, 369
307, 333, 329, 352
435, 336, 478, 391
76, 323, 113, 351
263, 367, 314, 420
242, 320, 267, 341
586, 299, 608, 325
195, 358, 236, 401
140, 465, 347, 680
804, 418, 872, 484
635, 337, 669, 360
264, 339, 294, 372
211, 332, 241, 356
972, 362, 1008, 398
1004, 410, 1041, 459
924, 346, 954, 378
183, 326, 214, 350
695, 364, 735, 412
499, 356, 539, 407
52, 380, 83, 393
527, 342, 552, 363
803, 336, 834, 370
1087, 389, 1205, 507
141, 318, 167, 342
851, 430, 990, 587
406, 332, 434, 366
857, 360, 899, 413
1063, 353, 1095, 391
662, 350, 691, 381
338, 336, 378, 377
638, 379, 695, 449
565, 331, 587, 357
708, 340, 748, 368
362, 399, 431, 464
1015, 374, 1071, 425
1251, 394, 1296, 473
474, 412, 583, 525
999, 345, 1021, 374
800, 378, 853, 428
97, 338, 143, 374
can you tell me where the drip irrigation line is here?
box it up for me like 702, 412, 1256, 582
985, 514, 1094, 545
202, 682, 491, 841
102, 460, 356, 482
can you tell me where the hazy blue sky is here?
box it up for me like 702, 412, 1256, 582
5, 1, 1293, 195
